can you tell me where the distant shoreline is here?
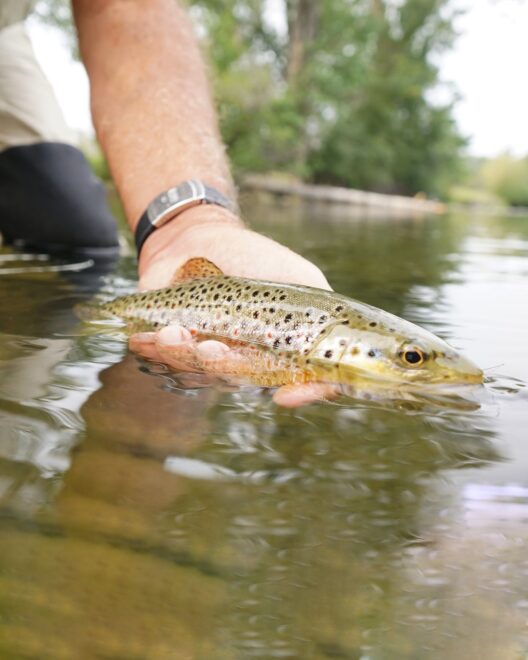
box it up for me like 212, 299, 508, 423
240, 174, 446, 217
241, 175, 528, 219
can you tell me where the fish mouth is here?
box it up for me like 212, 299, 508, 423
435, 354, 484, 383
347, 356, 484, 386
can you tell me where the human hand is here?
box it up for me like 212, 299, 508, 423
137, 206, 330, 290
130, 206, 339, 407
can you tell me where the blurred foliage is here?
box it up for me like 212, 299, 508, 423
34, 0, 78, 57
447, 185, 504, 208
35, 0, 466, 198
447, 154, 528, 209
479, 154, 528, 207
191, 0, 465, 197
80, 138, 111, 181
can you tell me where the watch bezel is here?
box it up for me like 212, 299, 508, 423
147, 180, 206, 228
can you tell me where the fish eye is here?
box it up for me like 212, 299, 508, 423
400, 347, 427, 367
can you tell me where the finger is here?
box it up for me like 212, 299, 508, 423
157, 325, 193, 345
272, 383, 341, 408
155, 325, 202, 371
129, 332, 162, 361
196, 340, 231, 359
195, 341, 257, 377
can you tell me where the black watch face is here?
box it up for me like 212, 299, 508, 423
147, 182, 202, 224
148, 194, 178, 224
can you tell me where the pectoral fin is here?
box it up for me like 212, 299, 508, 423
170, 257, 224, 285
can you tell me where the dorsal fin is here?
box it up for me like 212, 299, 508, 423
170, 257, 224, 285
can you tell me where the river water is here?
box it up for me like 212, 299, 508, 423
0, 203, 526, 659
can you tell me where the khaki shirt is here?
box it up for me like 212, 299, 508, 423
0, 1, 76, 150
0, 1, 36, 30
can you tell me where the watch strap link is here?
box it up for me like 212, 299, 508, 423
135, 179, 235, 255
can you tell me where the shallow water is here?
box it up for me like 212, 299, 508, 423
0, 205, 526, 659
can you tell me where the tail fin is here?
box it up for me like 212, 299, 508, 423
74, 300, 116, 323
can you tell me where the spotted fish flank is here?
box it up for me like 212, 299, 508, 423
91, 258, 483, 387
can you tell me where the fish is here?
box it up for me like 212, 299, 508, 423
86, 258, 483, 388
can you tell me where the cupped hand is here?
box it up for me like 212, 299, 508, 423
130, 207, 340, 407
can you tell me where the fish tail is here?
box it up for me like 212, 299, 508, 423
74, 300, 116, 322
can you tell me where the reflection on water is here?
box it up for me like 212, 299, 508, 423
0, 209, 527, 658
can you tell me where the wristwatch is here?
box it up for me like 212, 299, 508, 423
135, 179, 236, 255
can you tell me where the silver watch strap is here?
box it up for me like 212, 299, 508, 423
135, 179, 235, 255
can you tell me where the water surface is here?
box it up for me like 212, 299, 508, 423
0, 205, 526, 659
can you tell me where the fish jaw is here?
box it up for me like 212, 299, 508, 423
306, 323, 484, 386
433, 353, 483, 384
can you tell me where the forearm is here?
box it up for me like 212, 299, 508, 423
71, 0, 329, 295
72, 0, 239, 232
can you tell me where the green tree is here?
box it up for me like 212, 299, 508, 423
480, 154, 528, 207
312, 0, 465, 196
194, 0, 464, 196
36, 0, 465, 197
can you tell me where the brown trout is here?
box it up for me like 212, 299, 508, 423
90, 258, 483, 387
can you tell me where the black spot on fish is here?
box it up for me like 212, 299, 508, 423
369, 321, 377, 328
253, 311, 259, 319
285, 336, 292, 345
284, 313, 293, 323
335, 305, 344, 312
226, 295, 233, 302
213, 294, 219, 301
324, 350, 333, 358
263, 291, 270, 297
252, 291, 258, 297
273, 338, 281, 349
368, 349, 376, 357
319, 315, 327, 324
236, 304, 242, 312
279, 295, 286, 301
269, 307, 275, 313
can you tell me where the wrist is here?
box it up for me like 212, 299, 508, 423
138, 204, 243, 277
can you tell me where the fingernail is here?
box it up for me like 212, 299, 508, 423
157, 325, 192, 345
196, 340, 230, 358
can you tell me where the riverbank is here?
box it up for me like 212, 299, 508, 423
241, 174, 446, 217
241, 174, 528, 219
